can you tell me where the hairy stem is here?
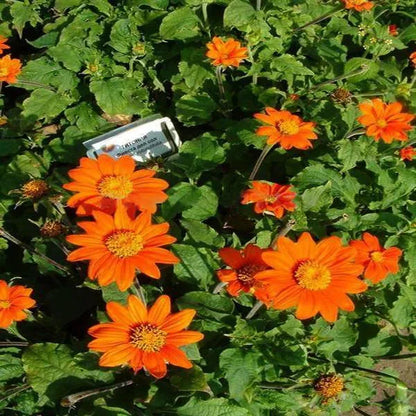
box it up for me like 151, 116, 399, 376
311, 65, 370, 91
216, 66, 225, 101
271, 219, 296, 249
133, 277, 146, 304
249, 144, 273, 181
0, 228, 70, 274
13, 80, 56, 92
256, 0, 261, 11
294, 6, 343, 32
246, 300, 263, 319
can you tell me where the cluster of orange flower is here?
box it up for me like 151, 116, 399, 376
206, 36, 412, 323
61, 154, 203, 378
0, 36, 21, 84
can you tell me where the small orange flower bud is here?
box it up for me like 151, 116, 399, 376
21, 179, 49, 200
314, 374, 344, 400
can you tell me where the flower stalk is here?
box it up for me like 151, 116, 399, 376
216, 66, 225, 101
271, 219, 296, 249
294, 6, 343, 32
246, 300, 263, 319
249, 144, 273, 180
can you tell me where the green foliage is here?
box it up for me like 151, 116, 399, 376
0, 0, 415, 414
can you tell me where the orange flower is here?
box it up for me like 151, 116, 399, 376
66, 204, 179, 291
342, 0, 374, 11
0, 280, 36, 328
241, 181, 296, 218
410, 52, 416, 67
349, 233, 402, 284
206, 37, 248, 67
256, 232, 367, 322
0, 55, 21, 84
254, 108, 317, 149
63, 154, 169, 216
358, 99, 414, 143
88, 295, 203, 378
388, 25, 398, 36
217, 244, 272, 302
400, 146, 416, 161
0, 36, 10, 55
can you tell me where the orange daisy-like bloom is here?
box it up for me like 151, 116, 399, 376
217, 244, 272, 302
63, 154, 169, 216
254, 108, 317, 150
206, 36, 248, 67
66, 205, 179, 291
410, 52, 416, 67
0, 55, 22, 84
400, 146, 416, 161
358, 99, 414, 143
388, 25, 398, 36
241, 181, 296, 219
0, 280, 36, 328
342, 0, 374, 12
0, 36, 10, 55
256, 232, 367, 322
88, 295, 204, 378
349, 233, 402, 284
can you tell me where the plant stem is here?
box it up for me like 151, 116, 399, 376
0, 341, 29, 347
249, 144, 273, 181
271, 219, 296, 249
310, 65, 370, 91
345, 129, 365, 139
294, 6, 343, 32
61, 380, 134, 408
247, 45, 258, 85
0, 228, 70, 274
0, 385, 31, 403
133, 277, 146, 304
213, 282, 227, 294
13, 80, 56, 92
202, 3, 208, 25
216, 66, 225, 101
246, 300, 263, 319
256, 0, 261, 11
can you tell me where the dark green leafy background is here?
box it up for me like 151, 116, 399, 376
0, 0, 416, 415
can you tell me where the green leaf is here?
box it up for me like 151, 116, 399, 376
271, 54, 314, 78
337, 139, 362, 172
182, 185, 218, 220
22, 89, 75, 120
219, 348, 260, 401
176, 292, 234, 322
178, 47, 215, 91
161, 182, 202, 219
101, 282, 129, 304
170, 365, 209, 392
18, 57, 79, 92
177, 397, 249, 416
22, 343, 114, 405
171, 135, 226, 179
65, 103, 109, 133
0, 354, 24, 382
181, 219, 225, 248
301, 182, 333, 212
294, 164, 360, 206
176, 93, 217, 126
90, 78, 149, 116
109, 19, 141, 54
172, 245, 219, 289
223, 0, 256, 30
10, 1, 41, 37
159, 7, 201, 41
345, 58, 379, 83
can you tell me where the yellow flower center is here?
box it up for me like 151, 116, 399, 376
314, 374, 344, 399
130, 323, 167, 352
295, 260, 331, 290
278, 119, 300, 135
376, 119, 387, 128
105, 231, 143, 258
236, 264, 264, 285
21, 179, 49, 199
0, 300, 10, 309
370, 251, 384, 262
97, 175, 133, 199
0, 67, 8, 77
264, 195, 277, 203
